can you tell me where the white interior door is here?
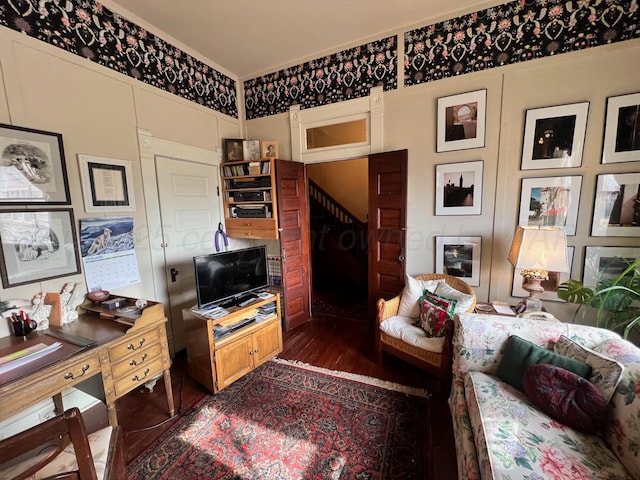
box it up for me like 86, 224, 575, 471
155, 155, 221, 353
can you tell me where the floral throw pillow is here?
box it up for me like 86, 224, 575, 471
417, 300, 449, 338
553, 335, 625, 404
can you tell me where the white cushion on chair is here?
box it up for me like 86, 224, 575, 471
397, 275, 443, 318
3, 426, 114, 480
379, 315, 445, 353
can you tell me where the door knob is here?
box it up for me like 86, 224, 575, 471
170, 268, 179, 282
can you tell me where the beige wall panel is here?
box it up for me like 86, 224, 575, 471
136, 88, 222, 153
3, 42, 151, 303
245, 113, 292, 160
383, 72, 503, 301
218, 116, 243, 145
492, 40, 640, 320
0, 60, 8, 124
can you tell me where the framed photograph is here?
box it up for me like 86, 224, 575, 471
0, 123, 70, 204
78, 155, 135, 213
437, 89, 487, 152
512, 246, 574, 302
435, 160, 483, 215
518, 176, 583, 235
602, 92, 640, 164
592, 172, 640, 237
435, 236, 481, 286
223, 138, 244, 162
584, 246, 640, 288
521, 102, 589, 170
262, 141, 279, 159
243, 140, 261, 161
0, 208, 81, 288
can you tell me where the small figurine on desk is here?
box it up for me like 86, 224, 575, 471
60, 282, 84, 323
30, 292, 51, 330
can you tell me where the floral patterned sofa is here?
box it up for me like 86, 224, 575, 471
449, 312, 640, 480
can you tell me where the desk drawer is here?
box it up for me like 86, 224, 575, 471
111, 343, 162, 380
109, 328, 161, 362
113, 357, 164, 398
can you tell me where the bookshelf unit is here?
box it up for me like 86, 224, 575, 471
221, 158, 278, 239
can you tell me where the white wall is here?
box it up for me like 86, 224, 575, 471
0, 26, 241, 337
246, 39, 640, 321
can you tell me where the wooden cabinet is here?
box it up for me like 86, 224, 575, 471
221, 158, 279, 239
183, 294, 283, 393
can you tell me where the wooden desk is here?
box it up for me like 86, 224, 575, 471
0, 298, 175, 427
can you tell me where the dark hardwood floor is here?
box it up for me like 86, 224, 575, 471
84, 313, 458, 479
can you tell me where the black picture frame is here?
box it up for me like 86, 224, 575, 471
0, 208, 81, 288
436, 89, 487, 153
0, 123, 70, 205
223, 138, 245, 162
602, 92, 640, 164
78, 155, 135, 213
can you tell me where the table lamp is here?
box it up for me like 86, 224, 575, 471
508, 226, 568, 312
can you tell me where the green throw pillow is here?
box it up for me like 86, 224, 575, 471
496, 335, 593, 392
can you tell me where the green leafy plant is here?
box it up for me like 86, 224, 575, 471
557, 258, 640, 340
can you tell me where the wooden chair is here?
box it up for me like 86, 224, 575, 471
0, 407, 125, 480
375, 274, 476, 381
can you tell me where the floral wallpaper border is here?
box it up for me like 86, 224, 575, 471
243, 36, 397, 120
405, 0, 640, 86
246, 0, 639, 120
0, 0, 238, 118
0, 1, 637, 123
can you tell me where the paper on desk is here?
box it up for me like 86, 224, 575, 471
0, 342, 63, 374
492, 303, 516, 315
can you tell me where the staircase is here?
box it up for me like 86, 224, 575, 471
308, 180, 367, 294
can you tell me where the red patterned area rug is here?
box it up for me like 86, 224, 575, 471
127, 358, 430, 480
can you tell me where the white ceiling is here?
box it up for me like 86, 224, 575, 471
109, 0, 497, 79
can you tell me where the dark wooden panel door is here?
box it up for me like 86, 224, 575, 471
368, 150, 408, 312
275, 159, 311, 331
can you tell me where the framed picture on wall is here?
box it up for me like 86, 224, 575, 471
243, 139, 261, 160
520, 102, 589, 170
262, 141, 279, 158
512, 246, 574, 302
591, 172, 640, 237
435, 236, 481, 286
78, 155, 135, 213
0, 208, 81, 288
602, 92, 640, 164
0, 123, 70, 205
518, 176, 583, 236
436, 89, 487, 153
583, 246, 640, 288
223, 138, 244, 162
435, 160, 483, 215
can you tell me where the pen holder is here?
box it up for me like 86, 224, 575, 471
11, 318, 37, 336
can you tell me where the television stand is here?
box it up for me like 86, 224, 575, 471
183, 294, 283, 393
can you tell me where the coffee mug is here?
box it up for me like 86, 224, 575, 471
11, 318, 37, 336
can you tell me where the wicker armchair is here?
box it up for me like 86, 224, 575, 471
375, 274, 476, 381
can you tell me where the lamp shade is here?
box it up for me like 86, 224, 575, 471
508, 226, 569, 273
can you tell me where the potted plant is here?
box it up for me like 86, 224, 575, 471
558, 258, 640, 340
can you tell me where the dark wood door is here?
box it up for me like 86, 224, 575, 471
275, 159, 312, 331
368, 150, 408, 313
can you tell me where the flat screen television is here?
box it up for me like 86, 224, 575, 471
194, 245, 269, 310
